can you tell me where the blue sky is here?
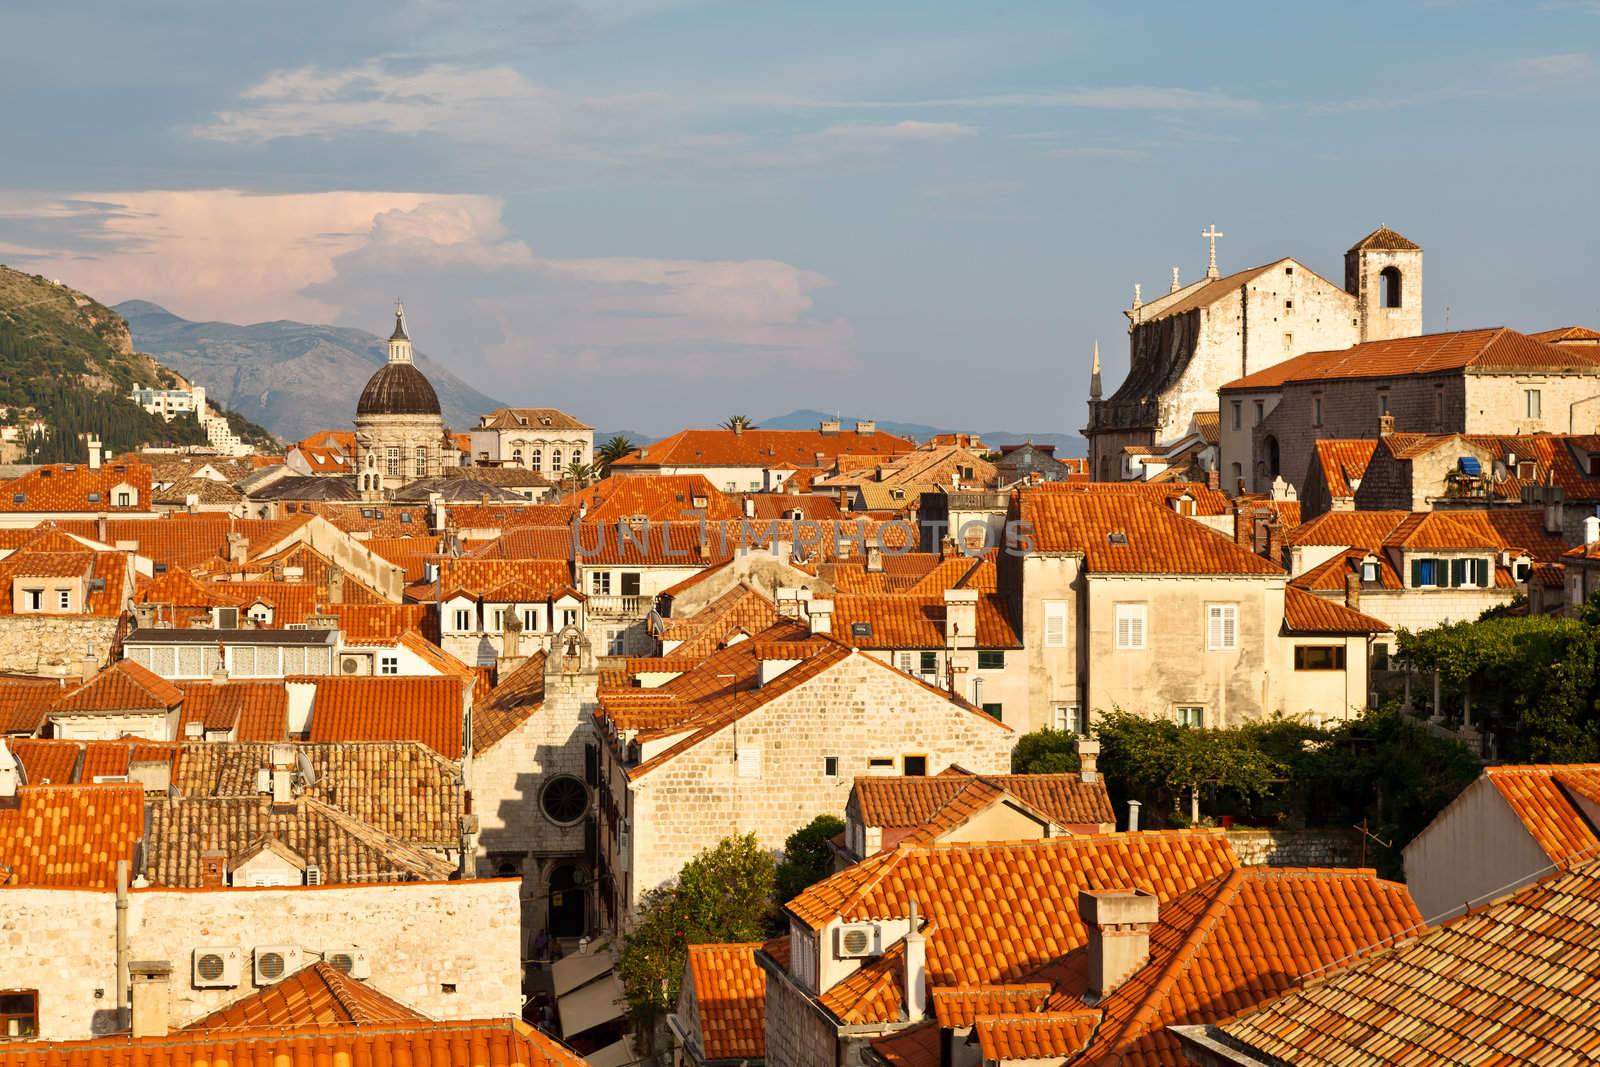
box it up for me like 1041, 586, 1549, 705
1, 0, 1596, 437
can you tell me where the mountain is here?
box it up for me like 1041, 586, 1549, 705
0, 267, 274, 460
115, 301, 507, 443
757, 409, 1086, 455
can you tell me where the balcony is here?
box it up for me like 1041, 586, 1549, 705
587, 594, 649, 617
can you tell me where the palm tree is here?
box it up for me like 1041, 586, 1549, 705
721, 415, 756, 432
564, 459, 596, 491
596, 434, 637, 477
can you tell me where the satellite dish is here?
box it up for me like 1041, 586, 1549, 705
296, 751, 318, 788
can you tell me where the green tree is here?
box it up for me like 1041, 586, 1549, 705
1094, 710, 1285, 823
617, 834, 776, 1054
596, 434, 637, 476
1010, 728, 1081, 774
775, 814, 845, 904
721, 415, 755, 431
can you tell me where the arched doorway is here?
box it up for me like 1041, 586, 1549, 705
1264, 435, 1281, 479
547, 865, 587, 939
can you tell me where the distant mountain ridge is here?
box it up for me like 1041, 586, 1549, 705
757, 409, 1086, 455
116, 301, 507, 442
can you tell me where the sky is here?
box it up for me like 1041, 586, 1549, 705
1, 1, 1597, 438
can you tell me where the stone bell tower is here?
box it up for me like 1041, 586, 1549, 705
1345, 226, 1423, 343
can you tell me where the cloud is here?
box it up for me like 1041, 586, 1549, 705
789, 87, 1262, 115
1512, 52, 1595, 85
814, 120, 978, 143
0, 190, 854, 410
1042, 146, 1150, 161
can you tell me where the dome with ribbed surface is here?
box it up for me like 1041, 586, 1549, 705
356, 362, 441, 417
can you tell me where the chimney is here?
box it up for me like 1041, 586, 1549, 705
837, 489, 850, 512
86, 434, 103, 470
271, 560, 285, 582
1545, 487, 1566, 535
96, 513, 108, 544
732, 421, 743, 436
1345, 568, 1362, 612
1077, 739, 1100, 784
866, 545, 884, 573
1126, 799, 1141, 832
1079, 888, 1159, 999
226, 532, 248, 565
199, 849, 227, 887
1585, 515, 1600, 545
326, 565, 345, 605
1231, 505, 1251, 547
1206, 468, 1219, 491
808, 598, 833, 636
743, 496, 756, 519
1265, 518, 1284, 567
942, 589, 977, 652
819, 420, 840, 436
0, 740, 16, 802
855, 420, 876, 436
429, 491, 446, 532
270, 744, 295, 806
1378, 413, 1395, 436
129, 960, 172, 1038
903, 899, 927, 1023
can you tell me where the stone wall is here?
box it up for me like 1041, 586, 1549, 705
0, 615, 119, 677
763, 965, 845, 1067
1225, 827, 1365, 868
0, 879, 521, 1041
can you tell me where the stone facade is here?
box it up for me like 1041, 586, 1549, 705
601, 653, 1015, 921
761, 961, 853, 1067
1225, 827, 1363, 867
0, 879, 521, 1041
0, 615, 119, 677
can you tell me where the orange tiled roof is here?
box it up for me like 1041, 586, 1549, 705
54, 659, 184, 714
1531, 325, 1600, 344
1484, 764, 1600, 867
0, 783, 144, 888
975, 1011, 1099, 1061
1223, 327, 1600, 391
304, 676, 466, 759
176, 682, 289, 741
0, 462, 153, 513
657, 583, 779, 660
0, 1020, 587, 1067
1348, 224, 1420, 251
362, 537, 442, 583
1016, 487, 1281, 575
473, 652, 547, 750
1282, 586, 1391, 634
615, 426, 916, 470
1313, 439, 1377, 499
570, 474, 742, 522
830, 593, 1022, 649
183, 961, 425, 1030
930, 984, 1052, 1027
323, 603, 433, 644
684, 942, 772, 1060
1207, 855, 1600, 1066
854, 770, 1115, 835
437, 558, 573, 601
0, 676, 71, 734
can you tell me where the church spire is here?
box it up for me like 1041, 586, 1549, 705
1089, 340, 1102, 400
1202, 224, 1225, 279
1171, 267, 1181, 293
387, 301, 414, 364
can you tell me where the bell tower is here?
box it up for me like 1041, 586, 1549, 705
1345, 226, 1423, 342
387, 301, 414, 363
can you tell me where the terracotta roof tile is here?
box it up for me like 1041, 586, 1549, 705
1531, 325, 1600, 344
473, 652, 547, 750
1348, 224, 1420, 251
854, 771, 1115, 836
176, 682, 289, 741
1313, 439, 1378, 499
830, 593, 1022, 649
615, 427, 916, 470
929, 984, 1052, 1027
0, 783, 144, 888
657, 583, 779, 660
975, 1011, 1100, 1061
1485, 764, 1600, 867
1017, 487, 1281, 575
54, 659, 184, 714
570, 474, 742, 522
684, 942, 772, 1060
1282, 587, 1392, 634
303, 676, 467, 759
0, 463, 153, 513
0, 676, 71, 734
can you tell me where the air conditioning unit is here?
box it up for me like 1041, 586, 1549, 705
835, 922, 881, 959
339, 654, 371, 676
253, 945, 303, 985
325, 948, 371, 980
304, 864, 322, 886
193, 947, 243, 988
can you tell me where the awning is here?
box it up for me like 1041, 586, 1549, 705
551, 947, 615, 998
584, 1036, 636, 1067
557, 971, 627, 1038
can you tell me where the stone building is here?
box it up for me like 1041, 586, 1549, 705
468, 407, 593, 478
1086, 226, 1423, 483
353, 306, 455, 496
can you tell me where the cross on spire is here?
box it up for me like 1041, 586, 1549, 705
1202, 224, 1225, 279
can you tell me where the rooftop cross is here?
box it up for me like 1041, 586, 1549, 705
1202, 224, 1225, 279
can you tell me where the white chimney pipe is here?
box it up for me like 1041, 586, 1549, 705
1126, 799, 1141, 832
1585, 514, 1600, 546
1078, 739, 1100, 784
0, 740, 16, 799
903, 899, 927, 1023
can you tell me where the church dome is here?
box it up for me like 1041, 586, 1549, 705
356, 361, 441, 417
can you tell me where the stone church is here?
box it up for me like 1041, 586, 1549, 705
354, 306, 457, 496
1084, 226, 1423, 483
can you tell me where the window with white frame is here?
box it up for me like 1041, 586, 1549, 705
1054, 703, 1084, 733
591, 571, 611, 594
116, 491, 132, 507
607, 630, 625, 655
1176, 705, 1205, 728
896, 652, 914, 674
56, 589, 71, 611
453, 607, 472, 631
386, 447, 400, 477
491, 608, 505, 632
1206, 604, 1238, 651
379, 654, 399, 676
22, 589, 41, 612
522, 608, 539, 632
1525, 389, 1542, 419
1043, 600, 1068, 647
1114, 603, 1147, 650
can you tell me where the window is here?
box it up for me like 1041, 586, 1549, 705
540, 776, 588, 825
1373, 643, 1391, 671
386, 447, 400, 477
378, 654, 399, 675
1231, 401, 1242, 431
531, 448, 543, 472
919, 651, 938, 675
591, 572, 612, 595
1294, 645, 1347, 670
823, 756, 839, 777
607, 630, 626, 656
22, 589, 41, 612
1176, 705, 1205, 728
896, 652, 914, 674
1361, 560, 1380, 583
1377, 392, 1390, 417
491, 609, 505, 632
552, 449, 563, 472
562, 609, 578, 628
1054, 704, 1084, 733
1114, 603, 1147, 650
56, 589, 71, 611
977, 650, 1005, 670
511, 448, 523, 465
1043, 601, 1068, 647
1434, 390, 1445, 427
115, 491, 131, 507
1253, 400, 1264, 425
1206, 604, 1237, 651
1525, 389, 1542, 419
1312, 397, 1323, 427
1283, 332, 1294, 349
415, 446, 428, 477
1518, 460, 1537, 481
453, 608, 472, 631
0, 991, 38, 1038
981, 702, 1004, 721
867, 757, 894, 769
522, 608, 539, 632
1411, 557, 1489, 588
902, 755, 928, 776
1450, 557, 1490, 588
620, 572, 641, 597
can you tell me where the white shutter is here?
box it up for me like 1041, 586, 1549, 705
1044, 601, 1067, 648
1115, 604, 1145, 650
737, 746, 762, 778
1207, 605, 1237, 650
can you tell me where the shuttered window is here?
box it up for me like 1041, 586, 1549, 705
1115, 603, 1146, 650
1206, 604, 1238, 651
1043, 601, 1068, 648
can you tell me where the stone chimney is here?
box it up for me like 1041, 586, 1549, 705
326, 565, 345, 605
1585, 515, 1600, 545
96, 513, 108, 544
429, 491, 446, 532
1545, 486, 1566, 535
1206, 468, 1219, 491
270, 744, 295, 806
1231, 505, 1252, 547
808, 598, 833, 636
855, 420, 876, 435
1265, 518, 1284, 568
1345, 568, 1362, 612
819, 420, 840, 436
199, 849, 227, 887
1378, 413, 1395, 436
1077, 739, 1100, 784
226, 532, 249, 565
903, 899, 927, 1023
732, 421, 744, 436
942, 589, 977, 653
0, 740, 16, 803
86, 434, 103, 471
866, 545, 884, 573
129, 961, 172, 1038
1080, 888, 1158, 999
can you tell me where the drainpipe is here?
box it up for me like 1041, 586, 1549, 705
115, 859, 130, 1032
